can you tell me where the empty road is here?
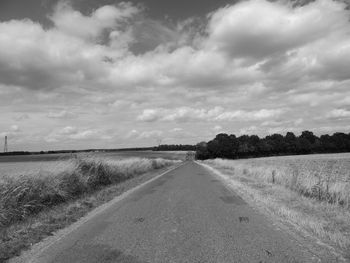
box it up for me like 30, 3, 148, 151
12, 162, 340, 263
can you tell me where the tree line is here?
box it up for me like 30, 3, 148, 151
195, 131, 350, 160
154, 144, 197, 151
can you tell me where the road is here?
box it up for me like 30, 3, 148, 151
12, 161, 340, 263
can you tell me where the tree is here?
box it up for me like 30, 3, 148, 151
207, 133, 238, 159
285, 132, 297, 154
195, 142, 209, 160
195, 130, 350, 160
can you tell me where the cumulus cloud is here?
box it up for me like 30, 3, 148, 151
45, 126, 110, 142
126, 129, 163, 140
47, 110, 76, 119
0, 125, 22, 138
215, 108, 285, 121
139, 130, 163, 139
137, 107, 286, 122
50, 2, 139, 40
170, 128, 184, 132
0, 20, 104, 90
1, 0, 350, 150
206, 0, 347, 60
0, 2, 140, 91
326, 109, 350, 119
1, 0, 350, 92
10, 125, 20, 132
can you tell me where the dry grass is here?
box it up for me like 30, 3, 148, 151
202, 155, 350, 257
209, 154, 350, 207
0, 156, 179, 228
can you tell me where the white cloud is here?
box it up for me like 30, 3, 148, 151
137, 109, 160, 122
139, 130, 163, 139
1, 0, 350, 150
50, 2, 139, 40
170, 128, 183, 132
137, 107, 285, 122
59, 126, 78, 135
10, 125, 20, 132
215, 109, 285, 121
206, 0, 348, 60
294, 118, 304, 126
337, 96, 350, 106
45, 126, 106, 142
70, 130, 97, 140
326, 109, 350, 119
126, 129, 163, 140
213, 125, 222, 131
0, 19, 105, 90
0, 125, 22, 138
47, 110, 76, 119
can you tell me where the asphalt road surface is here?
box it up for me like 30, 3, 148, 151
12, 162, 341, 263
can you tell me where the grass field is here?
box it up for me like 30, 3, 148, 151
208, 153, 350, 206
0, 151, 187, 179
0, 155, 181, 227
202, 153, 350, 257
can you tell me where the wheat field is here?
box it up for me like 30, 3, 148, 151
206, 153, 350, 207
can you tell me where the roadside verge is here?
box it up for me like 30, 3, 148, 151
196, 161, 349, 262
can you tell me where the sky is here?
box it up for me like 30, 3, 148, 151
1, 0, 350, 151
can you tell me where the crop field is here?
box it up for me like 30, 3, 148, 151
0, 151, 187, 179
205, 153, 350, 206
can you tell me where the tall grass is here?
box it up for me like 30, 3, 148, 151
205, 157, 350, 208
0, 156, 179, 227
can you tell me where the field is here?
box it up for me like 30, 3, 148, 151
206, 153, 350, 206
202, 153, 350, 255
0, 151, 187, 179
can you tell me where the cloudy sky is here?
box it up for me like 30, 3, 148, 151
1, 0, 350, 151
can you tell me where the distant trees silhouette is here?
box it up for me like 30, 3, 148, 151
195, 131, 350, 160
154, 144, 196, 151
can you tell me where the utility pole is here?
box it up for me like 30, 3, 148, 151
4, 136, 8, 153
156, 138, 162, 147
